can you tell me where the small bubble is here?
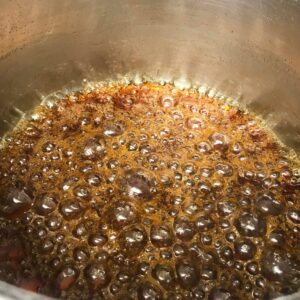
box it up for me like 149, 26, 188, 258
122, 169, 157, 200
119, 225, 148, 257
173, 217, 195, 241
103, 122, 124, 137
234, 239, 257, 260
286, 210, 300, 224
0, 188, 33, 217
73, 185, 90, 200
234, 213, 266, 237
176, 260, 199, 288
195, 215, 214, 232
57, 266, 78, 291
150, 225, 174, 248
59, 201, 84, 220
152, 264, 175, 288
82, 137, 106, 160
209, 133, 229, 152
137, 282, 162, 300
215, 163, 233, 177
186, 117, 204, 130
42, 142, 55, 153
88, 233, 108, 247
160, 95, 177, 108
85, 262, 110, 289
256, 194, 282, 215
107, 201, 139, 230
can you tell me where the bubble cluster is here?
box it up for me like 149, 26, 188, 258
0, 82, 299, 299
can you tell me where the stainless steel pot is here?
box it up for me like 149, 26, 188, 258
0, 0, 299, 299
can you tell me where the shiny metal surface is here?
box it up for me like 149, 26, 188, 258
0, 0, 299, 299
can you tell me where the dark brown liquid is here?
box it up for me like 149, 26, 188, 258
0, 83, 299, 300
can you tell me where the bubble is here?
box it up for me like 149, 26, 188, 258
217, 201, 236, 216
201, 234, 213, 245
261, 249, 298, 283
232, 142, 242, 154
137, 282, 162, 300
209, 133, 229, 152
95, 251, 109, 263
192, 287, 205, 299
182, 162, 197, 175
208, 287, 234, 300
245, 262, 259, 275
42, 142, 55, 153
85, 262, 110, 289
200, 267, 217, 280
127, 140, 138, 151
107, 159, 119, 169
78, 117, 91, 126
139, 143, 153, 155
171, 111, 183, 120
256, 194, 282, 215
183, 203, 199, 216
103, 122, 124, 137
35, 194, 57, 215
173, 217, 195, 241
234, 239, 257, 260
73, 222, 87, 238
173, 244, 187, 257
0, 188, 33, 217
122, 169, 157, 200
200, 168, 214, 178
114, 95, 134, 110
110, 282, 121, 295
186, 117, 204, 130
57, 266, 78, 291
46, 215, 62, 231
82, 137, 106, 160
286, 210, 300, 224
150, 225, 174, 248
160, 250, 172, 260
59, 201, 84, 220
106, 201, 139, 230
86, 174, 102, 187
152, 264, 175, 289
220, 246, 234, 261
160, 95, 177, 108
119, 225, 147, 257
175, 260, 199, 289
40, 239, 54, 253
117, 271, 130, 283
215, 163, 233, 177
195, 142, 212, 154
138, 262, 151, 275
195, 215, 214, 232
88, 233, 108, 247
24, 125, 41, 139
61, 176, 79, 191
234, 213, 266, 237
73, 247, 89, 263
73, 185, 91, 200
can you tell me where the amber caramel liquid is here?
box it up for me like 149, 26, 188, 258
0, 83, 299, 299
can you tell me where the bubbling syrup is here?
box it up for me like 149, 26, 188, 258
0, 82, 299, 299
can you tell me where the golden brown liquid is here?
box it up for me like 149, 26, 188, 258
0, 83, 299, 300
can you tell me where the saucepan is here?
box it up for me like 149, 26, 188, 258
0, 0, 299, 299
